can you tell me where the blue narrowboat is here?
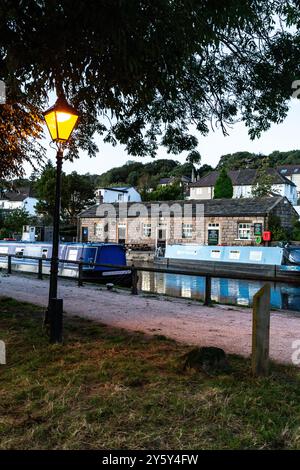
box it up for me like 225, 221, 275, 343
0, 241, 132, 286
158, 244, 300, 282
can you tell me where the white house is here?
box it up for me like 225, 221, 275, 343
189, 168, 298, 206
0, 187, 38, 215
95, 186, 141, 203
277, 165, 300, 202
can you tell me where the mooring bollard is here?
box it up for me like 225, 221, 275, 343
204, 275, 212, 306
49, 298, 63, 344
131, 266, 138, 295
252, 283, 271, 377
38, 258, 43, 280
7, 255, 11, 274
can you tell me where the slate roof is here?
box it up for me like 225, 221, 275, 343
189, 168, 296, 188
0, 186, 34, 202
158, 176, 191, 185
97, 187, 128, 193
277, 165, 300, 176
79, 197, 289, 218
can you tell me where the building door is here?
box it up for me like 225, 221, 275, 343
156, 226, 167, 255
118, 224, 126, 244
81, 226, 89, 242
207, 223, 219, 245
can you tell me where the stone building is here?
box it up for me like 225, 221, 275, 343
78, 197, 297, 249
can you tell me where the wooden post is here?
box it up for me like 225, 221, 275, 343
78, 262, 83, 287
0, 340, 5, 365
7, 255, 12, 274
38, 258, 43, 280
204, 275, 212, 306
252, 283, 271, 377
131, 266, 138, 295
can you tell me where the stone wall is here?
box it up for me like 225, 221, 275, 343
271, 198, 297, 231
206, 216, 266, 246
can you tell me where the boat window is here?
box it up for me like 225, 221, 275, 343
229, 250, 240, 260
211, 250, 221, 259
15, 247, 24, 257
42, 248, 48, 259
249, 251, 262, 262
68, 249, 78, 261
0, 246, 9, 255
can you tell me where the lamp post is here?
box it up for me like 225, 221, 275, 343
43, 95, 79, 343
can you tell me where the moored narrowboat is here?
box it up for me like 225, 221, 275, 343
0, 241, 132, 286
156, 244, 300, 282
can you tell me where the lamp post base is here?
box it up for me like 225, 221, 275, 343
49, 298, 63, 344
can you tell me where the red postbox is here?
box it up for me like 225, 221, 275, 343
262, 231, 271, 242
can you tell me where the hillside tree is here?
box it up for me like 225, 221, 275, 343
214, 168, 234, 199
34, 162, 95, 223
252, 160, 275, 197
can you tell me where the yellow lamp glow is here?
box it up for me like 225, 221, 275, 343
44, 96, 79, 142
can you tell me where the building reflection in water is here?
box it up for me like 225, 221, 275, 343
137, 270, 300, 313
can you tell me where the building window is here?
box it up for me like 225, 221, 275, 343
238, 223, 251, 240
143, 223, 151, 237
182, 223, 193, 239
94, 223, 103, 238
118, 224, 126, 244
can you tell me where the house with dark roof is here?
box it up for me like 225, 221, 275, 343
277, 165, 300, 201
0, 187, 38, 215
158, 175, 191, 186
189, 168, 298, 206
78, 196, 296, 248
95, 186, 141, 203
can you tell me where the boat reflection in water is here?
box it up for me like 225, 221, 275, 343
137, 270, 300, 313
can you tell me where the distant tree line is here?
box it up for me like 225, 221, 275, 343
217, 150, 300, 171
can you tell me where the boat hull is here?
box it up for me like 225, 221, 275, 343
155, 257, 300, 283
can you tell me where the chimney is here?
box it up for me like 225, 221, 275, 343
191, 167, 195, 183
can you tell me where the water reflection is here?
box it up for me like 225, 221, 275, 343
138, 270, 300, 313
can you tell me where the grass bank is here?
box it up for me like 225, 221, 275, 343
0, 296, 300, 450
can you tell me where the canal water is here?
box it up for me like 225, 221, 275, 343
137, 268, 300, 313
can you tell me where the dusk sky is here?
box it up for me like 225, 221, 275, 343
30, 97, 300, 177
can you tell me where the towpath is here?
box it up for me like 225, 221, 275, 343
1, 273, 300, 365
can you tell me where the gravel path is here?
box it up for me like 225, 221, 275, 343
1, 273, 300, 365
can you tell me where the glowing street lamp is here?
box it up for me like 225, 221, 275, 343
43, 95, 79, 343
44, 96, 79, 143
